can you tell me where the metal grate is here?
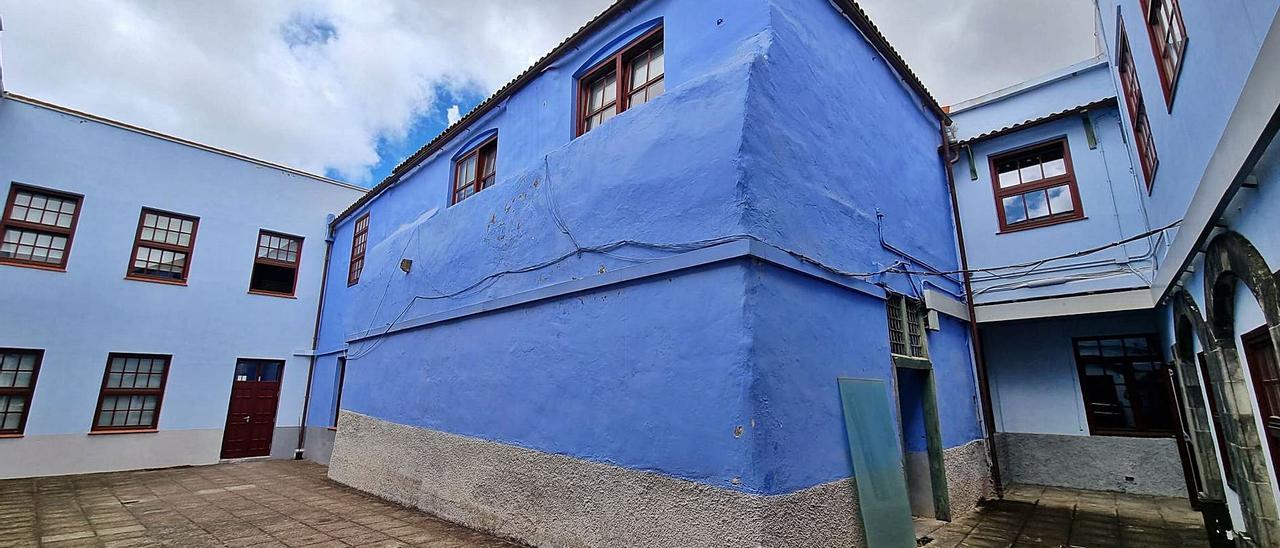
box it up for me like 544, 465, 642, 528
887, 294, 928, 359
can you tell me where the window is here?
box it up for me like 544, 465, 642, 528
92, 353, 170, 432
128, 208, 198, 284
1118, 22, 1160, 189
333, 356, 347, 428
0, 184, 82, 270
348, 213, 369, 286
249, 230, 303, 297
234, 359, 283, 382
887, 294, 928, 359
0, 349, 42, 436
990, 140, 1084, 232
1074, 335, 1173, 436
1243, 327, 1280, 484
577, 27, 665, 136
452, 139, 498, 205
1139, 0, 1187, 106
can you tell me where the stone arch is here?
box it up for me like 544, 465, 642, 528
1170, 290, 1226, 502
1202, 230, 1280, 545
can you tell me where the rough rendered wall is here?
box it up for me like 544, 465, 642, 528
996, 432, 1185, 497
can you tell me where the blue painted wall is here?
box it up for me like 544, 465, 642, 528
949, 61, 1155, 305
312, 0, 983, 497
1096, 0, 1279, 268
0, 96, 363, 476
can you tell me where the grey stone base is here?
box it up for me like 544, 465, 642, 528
302, 427, 338, 465
330, 411, 869, 548
944, 439, 993, 517
995, 432, 1187, 497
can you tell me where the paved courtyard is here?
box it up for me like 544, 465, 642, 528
0, 460, 516, 548
920, 484, 1210, 548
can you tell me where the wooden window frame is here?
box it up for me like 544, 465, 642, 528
1242, 326, 1280, 484
988, 138, 1085, 233
450, 137, 498, 205
90, 353, 171, 433
1074, 334, 1174, 437
0, 348, 43, 437
348, 213, 369, 286
1139, 0, 1187, 108
248, 229, 304, 298
125, 207, 199, 285
0, 183, 84, 272
1117, 20, 1160, 190
576, 26, 665, 137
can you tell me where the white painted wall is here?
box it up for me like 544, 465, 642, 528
0, 96, 363, 477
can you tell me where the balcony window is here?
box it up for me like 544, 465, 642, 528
452, 139, 498, 205
92, 353, 170, 432
578, 28, 664, 135
249, 230, 303, 297
0, 184, 82, 270
990, 139, 1084, 232
128, 208, 198, 284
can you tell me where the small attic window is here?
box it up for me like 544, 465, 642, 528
452, 138, 498, 205
577, 27, 665, 136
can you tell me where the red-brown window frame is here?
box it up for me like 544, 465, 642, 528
0, 348, 43, 437
988, 138, 1085, 233
1073, 334, 1174, 437
125, 207, 199, 285
1117, 20, 1160, 190
248, 229, 304, 298
451, 137, 498, 205
90, 353, 171, 433
348, 213, 369, 286
0, 183, 84, 271
1138, 0, 1187, 108
576, 26, 665, 137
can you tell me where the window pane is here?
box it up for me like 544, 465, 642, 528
1046, 185, 1075, 214
1018, 158, 1043, 183
1024, 190, 1050, 219
650, 45, 664, 78
631, 54, 649, 88
1002, 195, 1027, 224
1043, 158, 1067, 178
997, 167, 1021, 189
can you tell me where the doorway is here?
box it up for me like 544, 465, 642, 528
895, 363, 951, 521
220, 358, 284, 459
1243, 326, 1280, 484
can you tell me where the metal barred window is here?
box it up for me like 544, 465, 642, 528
0, 184, 83, 270
0, 349, 42, 435
1117, 21, 1160, 189
92, 353, 170, 431
887, 294, 928, 359
128, 208, 199, 283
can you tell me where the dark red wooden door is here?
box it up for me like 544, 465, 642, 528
220, 359, 284, 459
1243, 327, 1280, 483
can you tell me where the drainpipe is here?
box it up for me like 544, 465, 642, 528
940, 122, 1005, 498
295, 215, 337, 460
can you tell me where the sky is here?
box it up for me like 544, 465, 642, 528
0, 0, 1099, 187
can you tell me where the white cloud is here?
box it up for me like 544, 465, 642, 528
0, 0, 1098, 183
0, 0, 612, 184
858, 0, 1100, 105
446, 104, 462, 125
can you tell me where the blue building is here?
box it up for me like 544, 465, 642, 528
948, 0, 1280, 544
305, 0, 991, 545
0, 87, 365, 476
